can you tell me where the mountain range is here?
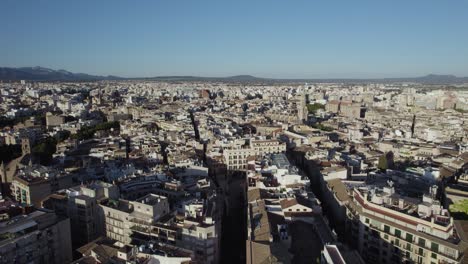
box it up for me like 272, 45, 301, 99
1, 66, 468, 84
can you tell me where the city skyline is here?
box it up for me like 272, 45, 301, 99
1, 2, 468, 264
1, 0, 468, 78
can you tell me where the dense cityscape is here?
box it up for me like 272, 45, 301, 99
0, 77, 466, 264
2, 1, 468, 263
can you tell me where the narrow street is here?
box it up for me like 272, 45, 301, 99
220, 172, 247, 264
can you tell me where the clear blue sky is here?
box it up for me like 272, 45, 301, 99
1, 0, 467, 78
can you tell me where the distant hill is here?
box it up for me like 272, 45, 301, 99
381, 74, 468, 84
0, 67, 467, 84
0, 66, 120, 81
137, 74, 264, 82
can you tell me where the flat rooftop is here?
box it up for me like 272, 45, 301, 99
136, 194, 167, 206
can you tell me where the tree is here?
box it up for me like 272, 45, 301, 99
71, 121, 120, 140
311, 123, 334, 132
32, 137, 57, 165
55, 130, 71, 142
306, 103, 325, 114
378, 154, 388, 171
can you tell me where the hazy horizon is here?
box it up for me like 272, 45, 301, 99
3, 65, 468, 80
1, 0, 468, 78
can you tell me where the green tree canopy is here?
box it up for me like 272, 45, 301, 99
306, 103, 325, 114
378, 154, 388, 171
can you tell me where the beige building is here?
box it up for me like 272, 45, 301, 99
99, 194, 220, 263
11, 165, 73, 207
42, 181, 119, 247
45, 113, 65, 129
100, 194, 170, 244
339, 101, 362, 119
223, 139, 286, 171
254, 125, 283, 137
346, 184, 466, 264
326, 100, 363, 119
326, 100, 341, 113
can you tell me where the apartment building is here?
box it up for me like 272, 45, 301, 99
99, 194, 170, 244
223, 139, 286, 171
339, 101, 363, 119
99, 193, 220, 264
45, 113, 64, 129
346, 183, 466, 264
251, 139, 286, 156
11, 165, 73, 207
42, 181, 119, 247
326, 100, 363, 119
0, 209, 72, 264
326, 100, 341, 113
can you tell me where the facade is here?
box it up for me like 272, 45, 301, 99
10, 165, 73, 207
339, 101, 362, 119
99, 193, 220, 264
326, 100, 341, 113
326, 100, 363, 119
42, 181, 119, 247
0, 209, 72, 264
100, 194, 170, 244
223, 139, 286, 171
347, 184, 465, 264
45, 113, 65, 128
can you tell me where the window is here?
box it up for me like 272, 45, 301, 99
431, 243, 439, 252
394, 229, 401, 238
406, 233, 413, 242
384, 225, 390, 233
418, 248, 424, 256
365, 218, 369, 224
431, 253, 437, 259
418, 238, 425, 247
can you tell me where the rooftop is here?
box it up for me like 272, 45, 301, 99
136, 194, 167, 206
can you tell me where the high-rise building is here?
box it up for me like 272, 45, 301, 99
0, 208, 72, 264
42, 181, 119, 248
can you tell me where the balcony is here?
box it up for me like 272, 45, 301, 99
130, 225, 151, 234
130, 218, 154, 225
